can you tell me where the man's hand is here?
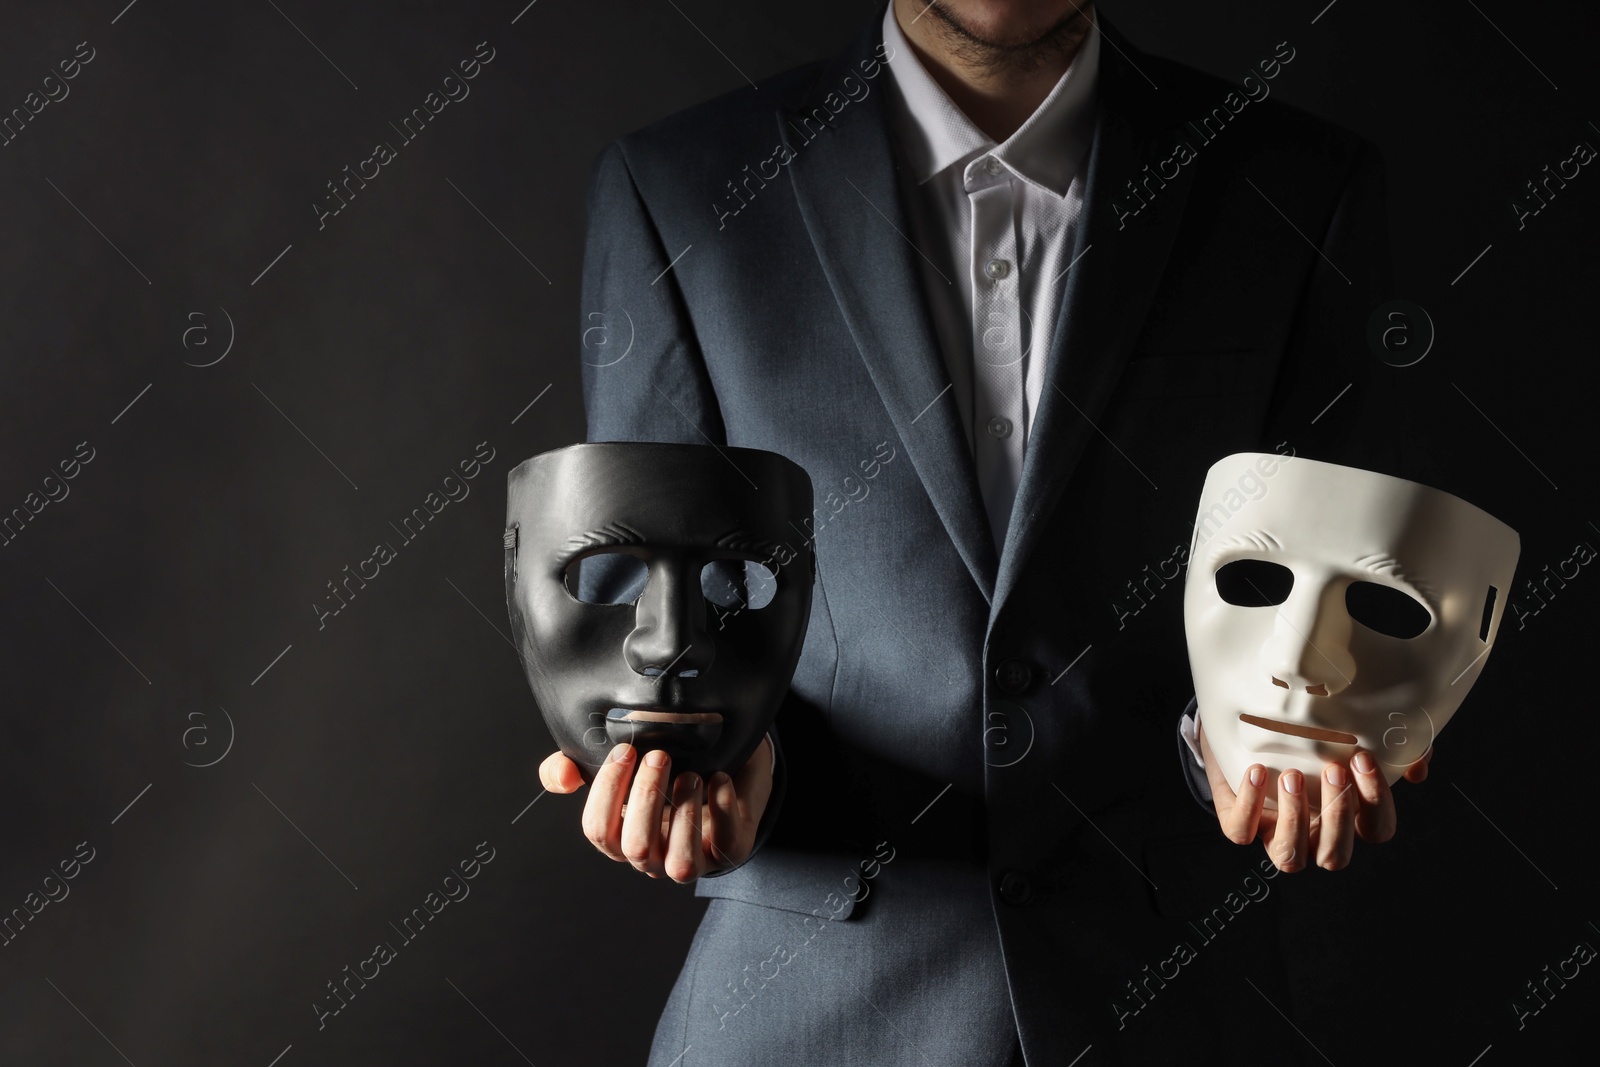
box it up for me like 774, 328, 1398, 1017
1198, 718, 1431, 872
538, 735, 774, 883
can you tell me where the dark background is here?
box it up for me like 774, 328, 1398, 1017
0, 0, 1595, 1063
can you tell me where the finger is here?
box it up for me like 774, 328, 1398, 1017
1221, 763, 1267, 845
1270, 769, 1308, 873
1199, 720, 1239, 811
539, 751, 586, 793
664, 772, 705, 884
1351, 749, 1397, 842
704, 771, 742, 872
1402, 744, 1432, 784
580, 743, 635, 861
732, 735, 775, 826
1315, 763, 1357, 871
621, 749, 672, 876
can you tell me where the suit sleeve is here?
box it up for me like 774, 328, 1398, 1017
1176, 701, 1212, 810
578, 140, 787, 872
1179, 136, 1397, 814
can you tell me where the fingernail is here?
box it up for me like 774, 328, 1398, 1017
646, 748, 669, 769
1282, 770, 1302, 795
680, 772, 701, 794
1353, 751, 1375, 775
1248, 765, 1264, 788
610, 743, 633, 764
1325, 764, 1346, 788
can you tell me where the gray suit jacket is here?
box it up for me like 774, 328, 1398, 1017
579, 10, 1396, 1065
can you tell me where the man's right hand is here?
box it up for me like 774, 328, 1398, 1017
538, 735, 774, 884
1197, 716, 1430, 872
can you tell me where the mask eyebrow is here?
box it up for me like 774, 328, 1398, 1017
714, 529, 793, 562
560, 522, 645, 559
1353, 553, 1438, 614
557, 524, 791, 564
1204, 528, 1283, 567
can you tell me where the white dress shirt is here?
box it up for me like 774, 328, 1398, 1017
878, 0, 1099, 554
877, 4, 1211, 783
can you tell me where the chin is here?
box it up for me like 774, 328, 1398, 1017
934, 0, 1086, 40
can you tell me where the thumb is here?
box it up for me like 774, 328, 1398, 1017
539, 751, 586, 793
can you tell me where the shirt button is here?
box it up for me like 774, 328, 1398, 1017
984, 258, 1011, 280
986, 416, 1012, 439
994, 657, 1033, 694
999, 870, 1034, 906
985, 156, 1003, 175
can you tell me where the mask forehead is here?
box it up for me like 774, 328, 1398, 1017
509, 442, 807, 564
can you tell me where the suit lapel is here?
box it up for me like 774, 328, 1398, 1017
780, 19, 1000, 604
990, 16, 1200, 622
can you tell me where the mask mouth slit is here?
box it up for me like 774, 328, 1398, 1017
1239, 713, 1357, 745
607, 707, 724, 724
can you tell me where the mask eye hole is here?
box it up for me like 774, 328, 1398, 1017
564, 551, 649, 605
1345, 580, 1431, 639
701, 559, 778, 611
1214, 559, 1294, 606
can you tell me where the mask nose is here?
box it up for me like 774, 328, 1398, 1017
623, 562, 715, 679
1257, 580, 1356, 696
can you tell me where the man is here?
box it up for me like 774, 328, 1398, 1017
540, 2, 1429, 1063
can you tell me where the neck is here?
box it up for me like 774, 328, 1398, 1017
891, 0, 1095, 142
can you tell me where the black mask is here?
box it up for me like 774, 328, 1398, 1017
504, 442, 814, 781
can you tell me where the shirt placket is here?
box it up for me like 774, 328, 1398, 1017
966, 155, 1026, 553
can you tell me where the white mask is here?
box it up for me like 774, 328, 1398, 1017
1183, 452, 1519, 807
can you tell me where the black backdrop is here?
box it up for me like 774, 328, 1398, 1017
1, 1, 1595, 1063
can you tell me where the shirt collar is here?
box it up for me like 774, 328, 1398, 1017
879, 0, 1100, 198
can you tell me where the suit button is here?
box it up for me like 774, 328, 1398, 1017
994, 658, 1034, 695
999, 870, 1034, 906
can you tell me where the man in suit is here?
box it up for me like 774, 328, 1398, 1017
539, 2, 1430, 1063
